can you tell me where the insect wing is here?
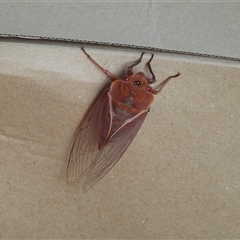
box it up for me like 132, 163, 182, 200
84, 109, 148, 192
67, 90, 110, 184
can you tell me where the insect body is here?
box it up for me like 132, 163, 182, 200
67, 47, 180, 192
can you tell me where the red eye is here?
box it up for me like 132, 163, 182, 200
122, 76, 129, 81
146, 86, 152, 92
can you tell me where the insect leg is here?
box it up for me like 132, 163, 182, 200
81, 47, 119, 81
146, 53, 156, 84
152, 72, 181, 95
127, 52, 145, 76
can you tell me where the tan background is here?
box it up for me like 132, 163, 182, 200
1, 40, 240, 238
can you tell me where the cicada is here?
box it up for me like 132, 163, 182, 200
67, 47, 180, 192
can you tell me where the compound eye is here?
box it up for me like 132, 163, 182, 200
122, 76, 129, 81
134, 80, 141, 87
146, 86, 152, 92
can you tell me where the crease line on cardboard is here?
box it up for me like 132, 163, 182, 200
1, 33, 240, 62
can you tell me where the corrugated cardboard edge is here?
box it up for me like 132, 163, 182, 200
1, 33, 240, 62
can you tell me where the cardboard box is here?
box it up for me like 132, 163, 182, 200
1, 2, 240, 238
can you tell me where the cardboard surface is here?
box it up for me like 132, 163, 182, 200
1, 41, 240, 238
1, 2, 240, 59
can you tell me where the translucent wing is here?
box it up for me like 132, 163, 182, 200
83, 109, 148, 192
67, 90, 111, 184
